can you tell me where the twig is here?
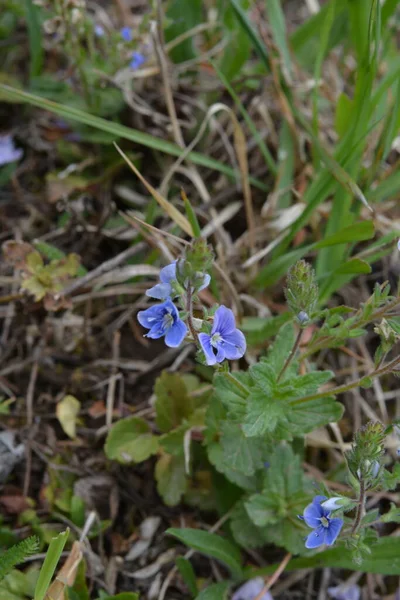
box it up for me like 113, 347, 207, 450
106, 331, 121, 428
61, 244, 146, 297
23, 360, 39, 497
254, 552, 292, 599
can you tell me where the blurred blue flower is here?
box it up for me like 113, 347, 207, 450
199, 305, 246, 366
328, 584, 360, 600
0, 135, 23, 166
120, 26, 132, 41
137, 298, 187, 347
94, 24, 104, 37
232, 578, 273, 600
146, 261, 210, 300
130, 51, 146, 70
300, 495, 343, 549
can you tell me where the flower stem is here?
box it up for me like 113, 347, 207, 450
351, 478, 366, 535
186, 286, 198, 344
277, 328, 303, 382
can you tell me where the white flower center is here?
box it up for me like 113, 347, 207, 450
211, 333, 222, 347
162, 310, 174, 330
320, 516, 329, 528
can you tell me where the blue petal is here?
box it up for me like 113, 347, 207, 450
163, 298, 179, 319
212, 305, 236, 336
165, 319, 187, 347
214, 342, 226, 363
305, 524, 326, 549
137, 304, 163, 329
146, 282, 172, 300
325, 518, 343, 545
199, 333, 217, 365
120, 26, 132, 41
160, 262, 177, 284
146, 323, 165, 339
198, 273, 211, 292
231, 578, 272, 600
303, 496, 326, 528
221, 329, 246, 359
328, 584, 361, 600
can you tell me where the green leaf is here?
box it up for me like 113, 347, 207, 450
229, 501, 268, 549
155, 372, 195, 432
195, 582, 230, 600
164, 0, 202, 63
265, 0, 292, 82
167, 528, 243, 579
155, 454, 187, 506
228, 0, 270, 71
263, 322, 295, 374
176, 557, 198, 597
105, 417, 159, 464
314, 221, 375, 248
34, 529, 69, 600
244, 446, 309, 554
331, 258, 372, 275
220, 422, 266, 476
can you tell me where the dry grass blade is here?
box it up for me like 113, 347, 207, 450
114, 144, 194, 237
45, 541, 82, 600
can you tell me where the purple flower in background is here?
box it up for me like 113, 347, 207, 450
328, 584, 360, 600
199, 305, 246, 366
94, 24, 104, 37
130, 51, 146, 70
232, 578, 273, 600
300, 495, 343, 549
120, 26, 132, 41
0, 135, 23, 166
137, 298, 187, 347
146, 261, 210, 300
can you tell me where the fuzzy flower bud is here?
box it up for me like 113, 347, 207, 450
321, 497, 349, 511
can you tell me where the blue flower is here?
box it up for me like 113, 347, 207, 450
94, 24, 105, 37
198, 305, 246, 366
301, 495, 343, 549
130, 51, 146, 70
137, 299, 187, 347
232, 578, 273, 600
146, 261, 210, 300
120, 26, 132, 41
0, 135, 23, 166
328, 584, 360, 600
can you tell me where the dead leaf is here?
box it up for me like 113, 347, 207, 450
2, 240, 35, 271
0, 495, 30, 514
56, 395, 81, 439
45, 541, 82, 600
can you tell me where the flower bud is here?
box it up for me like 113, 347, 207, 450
321, 496, 351, 511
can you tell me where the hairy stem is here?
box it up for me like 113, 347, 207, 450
351, 478, 366, 535
277, 328, 303, 382
186, 286, 198, 344
292, 353, 400, 406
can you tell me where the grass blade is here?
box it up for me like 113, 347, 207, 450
34, 529, 69, 600
24, 0, 44, 80
228, 0, 270, 71
0, 84, 267, 192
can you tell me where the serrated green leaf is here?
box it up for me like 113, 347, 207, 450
220, 422, 266, 476
167, 528, 242, 579
155, 454, 187, 506
264, 322, 295, 374
244, 494, 280, 527
105, 417, 159, 464
242, 388, 285, 437
229, 501, 268, 549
